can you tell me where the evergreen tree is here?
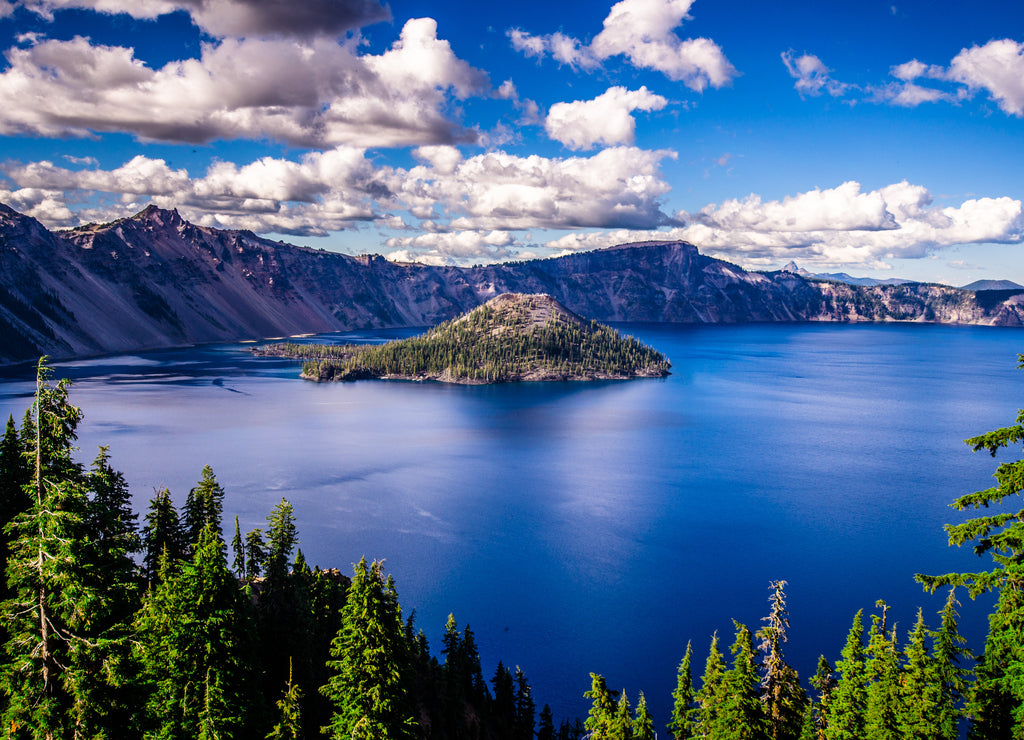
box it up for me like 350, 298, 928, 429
320, 557, 416, 740
538, 704, 556, 740
245, 528, 266, 580
668, 641, 695, 740
863, 604, 900, 740
492, 661, 516, 739
717, 621, 768, 740
930, 589, 967, 740
898, 609, 940, 740
1, 359, 97, 739
807, 655, 835, 738
0, 413, 28, 662
584, 673, 617, 740
757, 581, 807, 740
634, 692, 655, 740
695, 633, 727, 737
823, 611, 867, 740
265, 498, 298, 583
611, 690, 633, 740
231, 516, 245, 579
141, 487, 184, 584
135, 524, 252, 740
514, 665, 536, 740
182, 465, 224, 550
916, 363, 1024, 737
267, 658, 303, 740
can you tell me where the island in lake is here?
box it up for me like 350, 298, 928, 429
255, 293, 671, 384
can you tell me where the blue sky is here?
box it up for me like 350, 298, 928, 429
0, 0, 1021, 284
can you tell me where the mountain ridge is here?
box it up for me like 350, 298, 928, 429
2, 204, 1023, 364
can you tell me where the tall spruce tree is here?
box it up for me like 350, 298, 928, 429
897, 609, 940, 740
320, 558, 416, 740
930, 589, 967, 740
135, 523, 252, 740
915, 357, 1024, 737
0, 359, 106, 739
584, 673, 616, 740
695, 633, 727, 737
182, 465, 225, 550
231, 516, 245, 579
863, 604, 901, 740
634, 692, 655, 740
716, 621, 769, 740
141, 487, 184, 585
668, 641, 695, 740
823, 611, 867, 740
757, 581, 807, 740
265, 498, 298, 584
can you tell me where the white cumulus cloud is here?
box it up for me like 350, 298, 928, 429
0, 19, 489, 148
781, 51, 850, 97
508, 0, 735, 90
545, 86, 668, 150
946, 39, 1024, 116
546, 181, 1024, 272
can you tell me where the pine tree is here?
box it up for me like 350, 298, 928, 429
823, 611, 867, 740
611, 689, 633, 740
930, 589, 967, 740
135, 523, 252, 739
695, 633, 727, 737
231, 516, 245, 579
538, 704, 556, 740
141, 487, 184, 584
757, 580, 807, 740
245, 528, 266, 580
0, 413, 28, 659
584, 673, 616, 740
267, 658, 303, 740
716, 621, 768, 740
265, 498, 298, 584
1, 359, 97, 739
514, 666, 536, 740
320, 557, 416, 740
915, 364, 1024, 737
863, 603, 900, 740
897, 609, 940, 740
668, 641, 695, 740
182, 465, 225, 550
634, 692, 655, 740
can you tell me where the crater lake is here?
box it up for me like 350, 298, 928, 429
0, 322, 1018, 726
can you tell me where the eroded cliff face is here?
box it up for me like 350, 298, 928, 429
1, 204, 1021, 364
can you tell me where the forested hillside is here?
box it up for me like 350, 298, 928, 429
263, 293, 671, 383
2, 359, 1024, 739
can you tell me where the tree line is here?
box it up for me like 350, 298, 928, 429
3, 356, 1024, 739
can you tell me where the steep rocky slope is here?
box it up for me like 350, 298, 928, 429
1, 204, 1021, 364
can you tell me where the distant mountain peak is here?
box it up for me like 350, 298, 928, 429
132, 204, 184, 227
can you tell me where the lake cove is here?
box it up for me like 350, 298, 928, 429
0, 322, 1016, 724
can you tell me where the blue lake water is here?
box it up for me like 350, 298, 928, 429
0, 322, 1020, 726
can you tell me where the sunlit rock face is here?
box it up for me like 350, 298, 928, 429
1, 205, 1021, 364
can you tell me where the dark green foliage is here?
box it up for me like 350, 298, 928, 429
930, 590, 968, 740
141, 487, 184, 584
231, 516, 245, 579
0, 414, 29, 647
717, 621, 768, 740
134, 524, 253, 740
245, 527, 266, 580
286, 298, 670, 383
183, 464, 225, 550
633, 693, 655, 740
267, 659, 303, 740
668, 641, 695, 740
806, 656, 836, 739
320, 557, 417, 740
916, 354, 1024, 737
696, 633, 727, 734
265, 498, 298, 584
863, 604, 900, 740
823, 611, 867, 740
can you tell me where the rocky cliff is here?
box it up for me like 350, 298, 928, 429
1, 204, 1021, 364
